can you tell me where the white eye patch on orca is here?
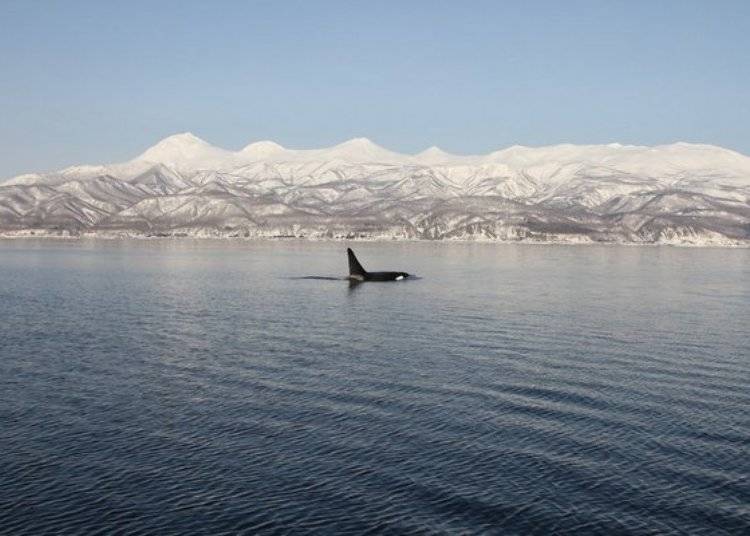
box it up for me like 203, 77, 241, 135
396, 275, 404, 280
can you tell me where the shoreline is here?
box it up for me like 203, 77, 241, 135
1, 232, 748, 249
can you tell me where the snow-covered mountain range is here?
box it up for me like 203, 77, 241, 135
2, 133, 750, 245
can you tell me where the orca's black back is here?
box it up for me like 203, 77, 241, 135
364, 271, 405, 281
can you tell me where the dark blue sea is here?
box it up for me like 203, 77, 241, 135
1, 240, 749, 535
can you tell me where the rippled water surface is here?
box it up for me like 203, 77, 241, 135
1, 240, 749, 535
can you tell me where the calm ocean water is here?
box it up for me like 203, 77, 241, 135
1, 239, 749, 535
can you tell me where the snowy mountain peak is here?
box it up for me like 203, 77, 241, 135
241, 140, 287, 159
315, 137, 407, 163
414, 146, 460, 163
136, 132, 233, 170
417, 146, 448, 156
327, 137, 388, 155
335, 137, 377, 147
150, 132, 210, 148
137, 132, 214, 158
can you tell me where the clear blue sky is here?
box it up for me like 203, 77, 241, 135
1, 0, 748, 177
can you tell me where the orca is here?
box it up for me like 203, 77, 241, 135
347, 248, 410, 282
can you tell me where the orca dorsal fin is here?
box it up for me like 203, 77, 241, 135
347, 248, 368, 278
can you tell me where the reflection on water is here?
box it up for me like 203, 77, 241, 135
1, 240, 749, 534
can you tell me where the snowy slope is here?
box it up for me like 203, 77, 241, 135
1, 134, 749, 245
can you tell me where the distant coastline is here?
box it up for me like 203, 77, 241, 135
2, 230, 747, 248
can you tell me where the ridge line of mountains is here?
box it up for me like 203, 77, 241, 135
2, 133, 749, 245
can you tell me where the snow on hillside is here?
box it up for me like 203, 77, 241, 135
1, 134, 749, 245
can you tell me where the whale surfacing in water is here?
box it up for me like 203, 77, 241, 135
347, 248, 410, 282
